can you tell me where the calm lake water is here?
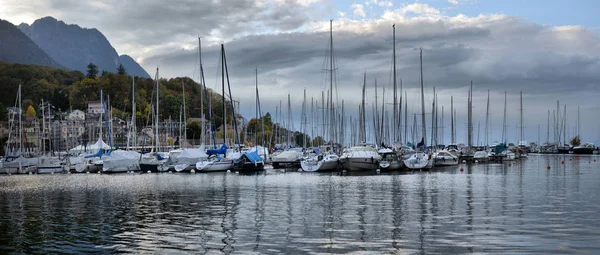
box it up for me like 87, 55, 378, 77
1, 154, 599, 254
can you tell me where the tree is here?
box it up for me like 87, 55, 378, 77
117, 64, 126, 75
571, 135, 581, 147
312, 136, 324, 146
0, 103, 6, 121
86, 62, 98, 78
25, 105, 36, 117
187, 121, 202, 140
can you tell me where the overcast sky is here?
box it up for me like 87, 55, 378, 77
2, 0, 599, 145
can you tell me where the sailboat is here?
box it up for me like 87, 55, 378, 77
403, 48, 433, 170
103, 78, 142, 173
302, 20, 346, 172
272, 94, 302, 168
192, 39, 234, 172
139, 67, 169, 172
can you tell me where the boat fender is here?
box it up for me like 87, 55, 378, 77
428, 154, 432, 160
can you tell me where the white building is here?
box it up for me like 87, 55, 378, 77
67, 110, 86, 121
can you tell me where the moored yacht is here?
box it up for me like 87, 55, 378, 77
340, 144, 381, 171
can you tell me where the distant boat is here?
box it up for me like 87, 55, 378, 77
340, 144, 381, 171
301, 149, 339, 172
573, 143, 595, 155
403, 152, 432, 170
378, 148, 403, 170
473, 150, 489, 163
433, 150, 459, 166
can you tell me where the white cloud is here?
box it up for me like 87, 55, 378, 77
448, 0, 459, 5
338, 11, 346, 17
351, 3, 366, 17
366, 0, 393, 7
400, 3, 440, 15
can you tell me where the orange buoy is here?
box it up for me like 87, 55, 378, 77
561, 160, 564, 164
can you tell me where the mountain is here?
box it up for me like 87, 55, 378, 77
18, 17, 150, 78
0, 19, 62, 68
119, 55, 150, 78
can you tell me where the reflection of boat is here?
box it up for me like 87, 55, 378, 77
573, 143, 595, 155
378, 148, 402, 170
403, 152, 432, 170
340, 144, 381, 171
473, 150, 489, 163
433, 150, 459, 166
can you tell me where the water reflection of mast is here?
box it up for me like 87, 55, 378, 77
418, 174, 427, 253
253, 176, 265, 252
466, 163, 474, 253
391, 175, 405, 250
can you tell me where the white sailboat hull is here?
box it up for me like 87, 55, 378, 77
196, 160, 234, 172
404, 153, 433, 170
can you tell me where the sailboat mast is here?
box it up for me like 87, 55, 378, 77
155, 68, 160, 151
329, 19, 334, 145
221, 45, 227, 146
182, 80, 186, 147
287, 94, 291, 148
361, 72, 366, 143
132, 77, 136, 148
520, 90, 523, 145
502, 91, 507, 143
485, 89, 490, 148
451, 96, 455, 144
18, 85, 22, 156
198, 37, 203, 145
404, 90, 407, 144
419, 48, 427, 148
392, 24, 397, 143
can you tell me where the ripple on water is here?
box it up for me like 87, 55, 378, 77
1, 155, 600, 253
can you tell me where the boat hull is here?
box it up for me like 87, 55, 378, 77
196, 160, 234, 172
341, 158, 379, 171
573, 148, 595, 155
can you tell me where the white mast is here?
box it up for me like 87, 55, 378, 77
155, 67, 160, 152
392, 24, 398, 143
419, 48, 427, 149
18, 84, 22, 156
198, 37, 203, 146
485, 89, 490, 148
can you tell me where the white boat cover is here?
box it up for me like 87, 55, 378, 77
68, 138, 111, 155
103, 150, 141, 172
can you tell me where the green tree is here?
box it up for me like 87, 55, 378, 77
0, 103, 6, 121
86, 62, 98, 78
571, 135, 581, 147
312, 136, 324, 146
187, 121, 202, 140
117, 64, 126, 75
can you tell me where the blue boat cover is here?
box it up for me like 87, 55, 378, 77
156, 153, 167, 161
85, 148, 103, 158
236, 150, 263, 163
207, 144, 227, 155
313, 148, 322, 155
